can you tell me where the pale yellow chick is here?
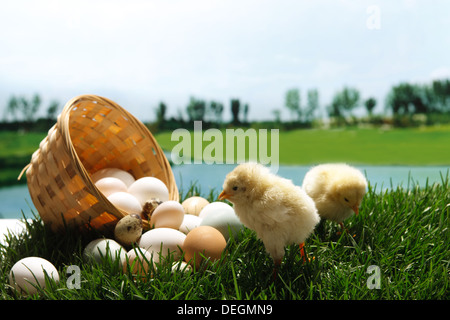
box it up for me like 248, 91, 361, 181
302, 163, 367, 230
219, 163, 320, 267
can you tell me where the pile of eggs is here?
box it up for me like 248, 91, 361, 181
9, 167, 244, 295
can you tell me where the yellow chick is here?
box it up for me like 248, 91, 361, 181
302, 163, 367, 231
219, 163, 320, 268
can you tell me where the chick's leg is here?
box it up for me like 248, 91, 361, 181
265, 240, 284, 281
299, 242, 314, 263
272, 259, 281, 281
338, 222, 356, 237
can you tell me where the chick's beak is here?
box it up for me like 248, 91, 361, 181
218, 190, 231, 200
352, 205, 359, 216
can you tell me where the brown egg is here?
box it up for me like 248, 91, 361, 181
182, 226, 226, 269
181, 196, 210, 216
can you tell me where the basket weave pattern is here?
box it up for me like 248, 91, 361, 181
24, 95, 178, 233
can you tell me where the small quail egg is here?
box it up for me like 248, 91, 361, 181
114, 214, 143, 246
142, 198, 162, 219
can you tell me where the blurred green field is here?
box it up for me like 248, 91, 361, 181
0, 131, 46, 186
1, 126, 449, 186
155, 125, 450, 165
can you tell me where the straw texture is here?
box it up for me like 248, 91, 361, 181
23, 95, 178, 234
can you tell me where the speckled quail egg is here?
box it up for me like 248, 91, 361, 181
114, 214, 143, 246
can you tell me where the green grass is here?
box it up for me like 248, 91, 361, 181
0, 131, 47, 186
155, 125, 450, 165
1, 177, 448, 300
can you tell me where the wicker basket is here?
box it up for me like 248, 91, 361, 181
20, 94, 178, 234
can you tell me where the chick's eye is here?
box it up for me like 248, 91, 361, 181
344, 198, 349, 202
232, 186, 238, 191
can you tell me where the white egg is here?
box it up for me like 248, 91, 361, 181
128, 177, 169, 206
171, 261, 192, 273
95, 177, 128, 197
200, 208, 244, 241
139, 228, 186, 260
150, 200, 185, 229
83, 238, 127, 265
91, 168, 136, 188
179, 214, 202, 234
107, 192, 142, 215
123, 248, 156, 276
198, 201, 235, 219
9, 257, 59, 296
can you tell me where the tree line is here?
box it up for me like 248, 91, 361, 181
2, 78, 450, 132
153, 78, 450, 131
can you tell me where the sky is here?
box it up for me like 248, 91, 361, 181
1, 0, 450, 122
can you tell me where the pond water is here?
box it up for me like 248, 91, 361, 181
0, 164, 448, 219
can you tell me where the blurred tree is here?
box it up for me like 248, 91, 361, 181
4, 96, 19, 121
285, 88, 301, 121
231, 98, 240, 125
272, 109, 281, 124
186, 97, 206, 122
243, 103, 249, 123
328, 87, 360, 124
156, 102, 167, 123
46, 100, 59, 121
385, 83, 414, 115
305, 89, 319, 123
431, 79, 450, 112
364, 97, 377, 116
155, 101, 167, 130
4, 94, 41, 123
385, 82, 429, 115
209, 101, 224, 124
21, 94, 41, 122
